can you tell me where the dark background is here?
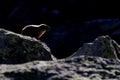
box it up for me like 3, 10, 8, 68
0, 0, 120, 58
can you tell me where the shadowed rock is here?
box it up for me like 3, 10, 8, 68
70, 35, 120, 60
0, 28, 55, 64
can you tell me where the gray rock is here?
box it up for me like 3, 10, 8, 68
0, 33, 120, 80
0, 56, 120, 80
0, 28, 55, 64
70, 35, 120, 60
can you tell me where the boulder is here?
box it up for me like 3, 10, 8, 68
70, 35, 120, 60
0, 28, 55, 64
0, 56, 120, 80
0, 34, 120, 80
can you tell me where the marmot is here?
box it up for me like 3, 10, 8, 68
21, 24, 50, 39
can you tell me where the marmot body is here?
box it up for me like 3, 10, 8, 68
21, 24, 50, 39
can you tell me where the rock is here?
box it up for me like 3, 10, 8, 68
0, 56, 120, 80
47, 19, 120, 59
70, 35, 120, 60
0, 28, 55, 64
0, 34, 120, 80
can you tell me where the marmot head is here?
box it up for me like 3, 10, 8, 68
21, 24, 50, 39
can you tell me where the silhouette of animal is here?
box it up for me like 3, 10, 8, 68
21, 24, 50, 39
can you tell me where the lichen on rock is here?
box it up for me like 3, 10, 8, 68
0, 28, 55, 64
0, 56, 120, 80
0, 30, 120, 80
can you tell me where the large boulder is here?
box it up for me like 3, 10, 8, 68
70, 35, 120, 60
0, 56, 120, 80
0, 35, 120, 80
0, 28, 55, 64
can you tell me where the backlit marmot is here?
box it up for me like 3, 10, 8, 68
21, 24, 50, 39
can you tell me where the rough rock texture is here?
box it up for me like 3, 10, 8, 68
70, 35, 120, 60
0, 56, 120, 80
0, 29, 120, 80
0, 28, 55, 64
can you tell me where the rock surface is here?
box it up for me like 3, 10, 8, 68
70, 35, 120, 60
46, 19, 120, 58
0, 28, 55, 64
0, 56, 120, 80
0, 29, 120, 80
